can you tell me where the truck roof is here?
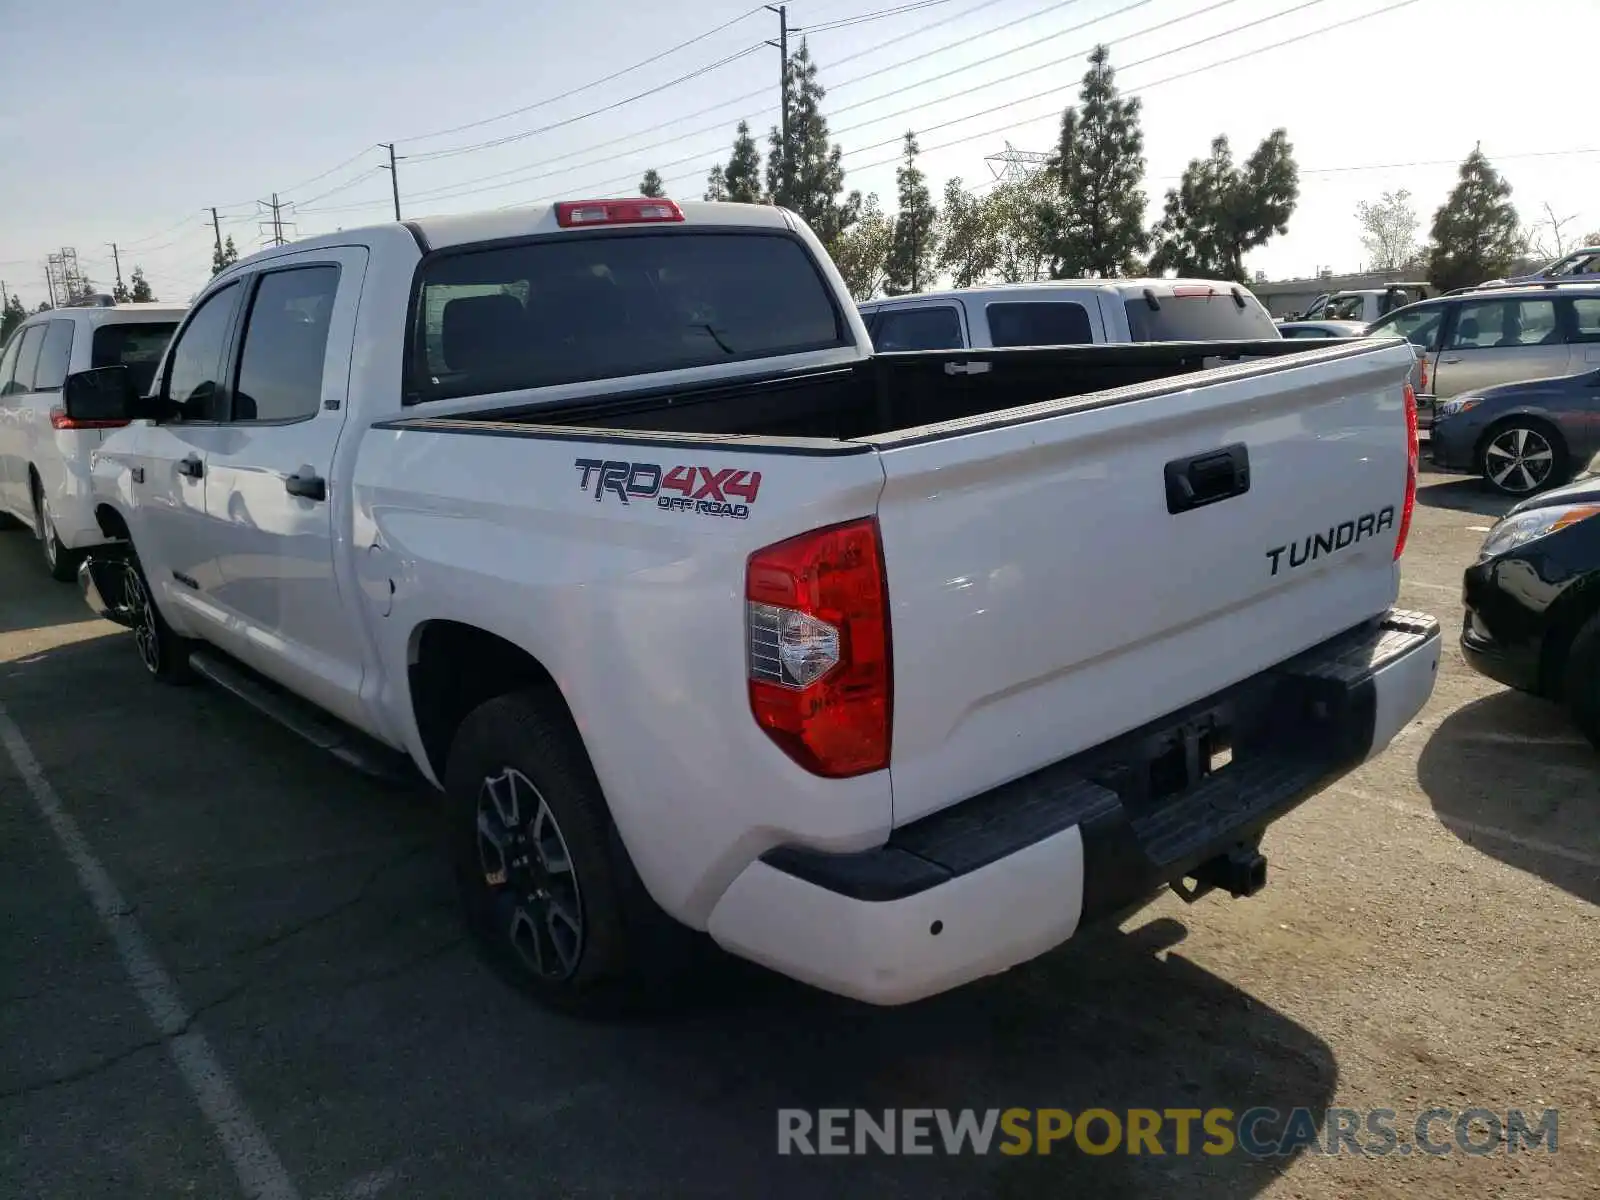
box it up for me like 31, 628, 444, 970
857, 278, 1256, 308
221, 200, 793, 276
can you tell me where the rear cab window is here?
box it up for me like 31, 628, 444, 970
94, 321, 180, 397
1123, 288, 1280, 342
409, 231, 848, 403
872, 305, 965, 351
986, 301, 1093, 347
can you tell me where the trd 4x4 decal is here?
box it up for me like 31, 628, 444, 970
575, 458, 762, 520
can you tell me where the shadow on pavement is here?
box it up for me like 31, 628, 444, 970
0, 532, 103, 635
1417, 688, 1600, 905
1414, 473, 1514, 519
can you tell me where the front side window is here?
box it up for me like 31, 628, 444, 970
410, 231, 846, 403
93, 321, 180, 396
1283, 327, 1332, 339
873, 305, 964, 351
231, 266, 339, 422
1369, 304, 1444, 350
164, 283, 241, 421
8, 324, 47, 395
32, 319, 76, 392
1446, 299, 1560, 349
987, 301, 1093, 347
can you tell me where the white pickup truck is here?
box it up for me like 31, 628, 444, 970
67, 198, 1440, 1013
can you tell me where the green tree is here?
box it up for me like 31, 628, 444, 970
723, 120, 764, 203
1355, 189, 1419, 271
1, 293, 26, 342
1425, 147, 1521, 292
35, 300, 53, 313
884, 133, 939, 295
703, 164, 728, 202
128, 266, 156, 303
1148, 131, 1298, 281
830, 193, 893, 301
991, 170, 1058, 283
766, 42, 860, 245
937, 178, 1000, 288
638, 169, 665, 198
211, 234, 240, 277
1582, 230, 1600, 248
113, 279, 131, 303
1052, 45, 1147, 277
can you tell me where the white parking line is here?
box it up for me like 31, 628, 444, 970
0, 703, 301, 1200
1336, 782, 1600, 872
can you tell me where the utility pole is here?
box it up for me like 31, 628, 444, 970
108, 243, 124, 296
45, 266, 57, 308
209, 207, 223, 261
272, 193, 284, 246
764, 5, 789, 201
379, 143, 404, 221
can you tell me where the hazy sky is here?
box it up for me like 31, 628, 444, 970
2, 0, 1594, 308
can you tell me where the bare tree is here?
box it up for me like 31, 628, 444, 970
1523, 201, 1580, 260
1355, 189, 1418, 271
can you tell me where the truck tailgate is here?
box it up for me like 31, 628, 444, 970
871, 339, 1417, 826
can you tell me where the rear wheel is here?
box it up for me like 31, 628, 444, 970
1479, 420, 1567, 498
122, 551, 195, 684
32, 480, 79, 582
445, 689, 696, 1015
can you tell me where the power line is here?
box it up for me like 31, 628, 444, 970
795, 0, 962, 34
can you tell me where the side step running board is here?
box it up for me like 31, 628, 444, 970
187, 648, 419, 785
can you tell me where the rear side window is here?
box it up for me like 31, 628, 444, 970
410, 231, 847, 403
32, 320, 75, 391
8, 324, 47, 395
873, 305, 964, 351
1124, 291, 1281, 342
232, 266, 340, 422
0, 332, 21, 395
1565, 297, 1600, 343
93, 322, 179, 397
987, 301, 1093, 347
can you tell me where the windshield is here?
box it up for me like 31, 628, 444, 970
1123, 290, 1281, 342
92, 321, 179, 396
410, 231, 847, 403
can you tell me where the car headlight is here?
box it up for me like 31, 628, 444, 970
1435, 396, 1482, 418
1479, 503, 1600, 559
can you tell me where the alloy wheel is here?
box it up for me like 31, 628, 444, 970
123, 566, 162, 675
1484, 426, 1555, 495
475, 767, 584, 981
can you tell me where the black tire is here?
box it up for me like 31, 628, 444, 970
122, 550, 195, 684
32, 480, 80, 582
1561, 612, 1600, 750
444, 689, 697, 1016
0, 511, 23, 530
1478, 418, 1568, 498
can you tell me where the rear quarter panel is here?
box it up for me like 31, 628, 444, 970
353, 424, 894, 925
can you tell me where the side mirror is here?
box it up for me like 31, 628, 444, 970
61, 366, 142, 424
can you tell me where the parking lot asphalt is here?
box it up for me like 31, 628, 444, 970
2, 466, 1597, 1200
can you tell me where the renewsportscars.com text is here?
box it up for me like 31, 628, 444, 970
776, 1107, 1560, 1157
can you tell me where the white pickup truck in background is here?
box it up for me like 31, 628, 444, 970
67, 198, 1440, 1013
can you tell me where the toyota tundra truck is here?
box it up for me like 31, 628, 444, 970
64, 197, 1440, 1012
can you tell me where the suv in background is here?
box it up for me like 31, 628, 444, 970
858, 278, 1281, 351
1366, 283, 1600, 431
0, 299, 185, 578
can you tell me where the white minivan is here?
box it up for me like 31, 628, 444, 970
0, 300, 186, 578
858, 278, 1283, 350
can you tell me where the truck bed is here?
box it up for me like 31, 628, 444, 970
390, 339, 1374, 444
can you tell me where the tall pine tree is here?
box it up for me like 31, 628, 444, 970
1426, 146, 1521, 292
129, 267, 156, 303
1148, 132, 1298, 281
638, 169, 665, 198
884, 133, 939, 295
1052, 45, 1147, 278
722, 121, 764, 203
766, 41, 859, 245
703, 164, 728, 202
211, 235, 239, 277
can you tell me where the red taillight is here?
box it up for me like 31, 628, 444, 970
1395, 382, 1418, 561
746, 517, 891, 778
1170, 285, 1216, 298
554, 198, 684, 228
1417, 355, 1429, 393
50, 407, 129, 431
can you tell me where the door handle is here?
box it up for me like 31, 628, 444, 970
177, 455, 204, 479
1441, 356, 1463, 364
284, 471, 326, 501
1165, 443, 1250, 514
943, 361, 992, 375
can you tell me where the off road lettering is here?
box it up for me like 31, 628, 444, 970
576, 457, 761, 517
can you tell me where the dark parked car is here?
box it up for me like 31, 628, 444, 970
1428, 367, 1600, 496
1462, 472, 1600, 745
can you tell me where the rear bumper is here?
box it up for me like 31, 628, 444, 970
707, 609, 1441, 1005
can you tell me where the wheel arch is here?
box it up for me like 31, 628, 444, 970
1537, 573, 1600, 696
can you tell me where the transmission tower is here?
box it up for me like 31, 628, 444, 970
984, 142, 1051, 182
256, 194, 297, 248
46, 248, 92, 306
